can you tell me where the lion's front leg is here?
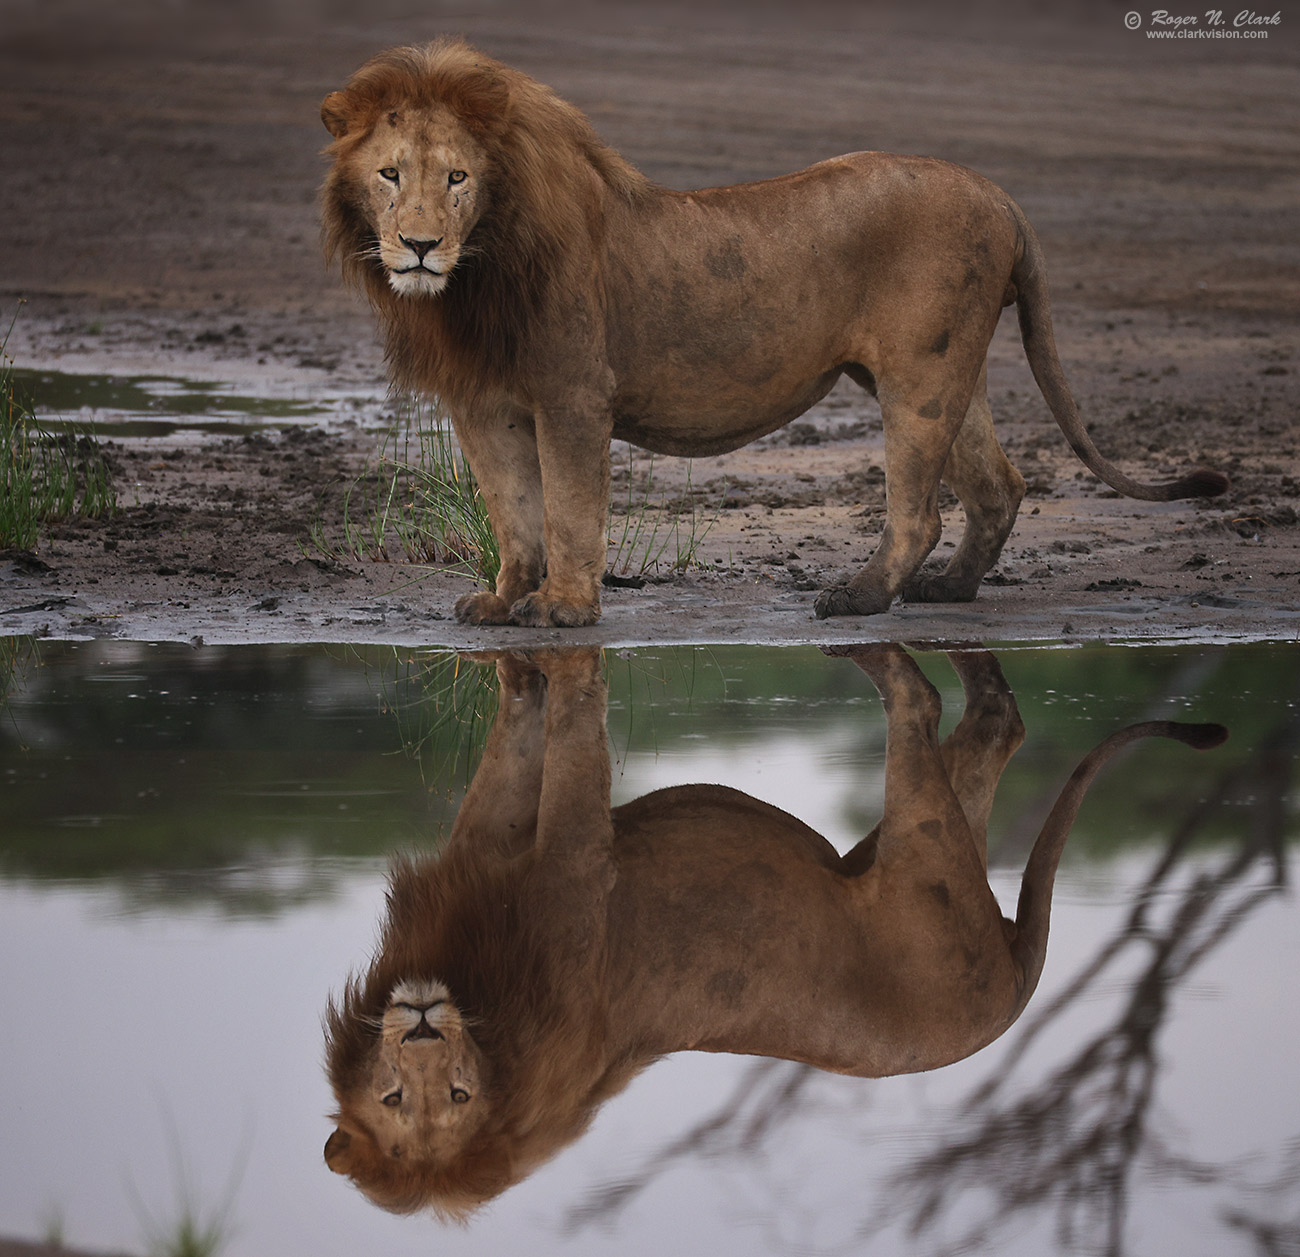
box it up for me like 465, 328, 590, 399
448, 405, 547, 626
508, 401, 612, 629
534, 647, 614, 867
447, 652, 547, 855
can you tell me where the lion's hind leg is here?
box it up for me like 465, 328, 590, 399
938, 649, 1025, 868
903, 364, 1026, 604
846, 645, 1002, 908
815, 357, 981, 618
840, 649, 1023, 876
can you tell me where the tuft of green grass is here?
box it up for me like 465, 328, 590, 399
127, 1109, 247, 1257
39, 1202, 66, 1248
143, 1210, 230, 1257
307, 397, 499, 584
1, 303, 116, 550
309, 401, 724, 590
606, 447, 723, 579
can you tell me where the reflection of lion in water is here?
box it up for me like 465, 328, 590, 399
323, 648, 1225, 1219
320, 40, 1226, 628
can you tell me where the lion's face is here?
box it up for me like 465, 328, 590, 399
325, 979, 489, 1188
325, 100, 488, 298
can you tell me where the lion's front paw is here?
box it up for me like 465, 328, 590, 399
454, 590, 513, 625
509, 591, 601, 628
813, 585, 893, 619
900, 573, 980, 604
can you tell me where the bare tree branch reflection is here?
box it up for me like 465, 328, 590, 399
566, 1059, 817, 1227
567, 677, 1298, 1257
1221, 1137, 1300, 1257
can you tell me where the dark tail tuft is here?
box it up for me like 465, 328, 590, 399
1166, 467, 1230, 500
1167, 721, 1229, 750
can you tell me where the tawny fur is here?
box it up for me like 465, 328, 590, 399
321, 40, 1227, 627
323, 646, 1225, 1217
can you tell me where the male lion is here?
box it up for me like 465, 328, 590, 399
320, 41, 1227, 625
323, 645, 1225, 1218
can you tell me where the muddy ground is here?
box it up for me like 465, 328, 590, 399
1, 0, 1298, 648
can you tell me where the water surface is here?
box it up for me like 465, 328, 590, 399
1, 640, 1296, 1257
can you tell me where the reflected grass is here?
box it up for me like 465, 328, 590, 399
364, 647, 499, 799
1, 643, 1296, 907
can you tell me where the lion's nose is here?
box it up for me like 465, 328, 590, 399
402, 1018, 445, 1044
399, 235, 443, 260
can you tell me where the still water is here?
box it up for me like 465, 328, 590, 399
1, 639, 1296, 1257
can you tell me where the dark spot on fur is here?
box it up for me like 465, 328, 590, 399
919, 819, 943, 839
930, 329, 950, 356
706, 968, 749, 1004
929, 881, 951, 907
387, 110, 399, 126
705, 238, 747, 281
918, 398, 944, 420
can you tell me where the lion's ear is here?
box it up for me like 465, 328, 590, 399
324, 1127, 354, 1173
321, 92, 352, 139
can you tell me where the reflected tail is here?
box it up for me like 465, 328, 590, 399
1008, 719, 1227, 1017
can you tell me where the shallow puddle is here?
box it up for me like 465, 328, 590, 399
10, 368, 334, 437
1, 639, 1297, 1257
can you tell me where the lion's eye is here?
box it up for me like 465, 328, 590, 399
379, 168, 399, 184
381, 1089, 402, 1107
450, 1087, 470, 1104
448, 170, 467, 186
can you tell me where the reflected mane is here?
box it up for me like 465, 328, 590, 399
323, 848, 633, 1220
320, 38, 653, 408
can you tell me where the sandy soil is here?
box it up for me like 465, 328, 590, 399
2, 0, 1298, 647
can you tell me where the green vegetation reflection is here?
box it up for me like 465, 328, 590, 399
0, 640, 1296, 915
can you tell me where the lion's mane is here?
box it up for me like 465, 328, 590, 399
324, 847, 633, 1219
320, 39, 652, 410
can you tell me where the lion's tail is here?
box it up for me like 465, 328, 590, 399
1006, 719, 1227, 1020
1009, 203, 1229, 502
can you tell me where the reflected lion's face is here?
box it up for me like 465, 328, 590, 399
336, 107, 488, 298
325, 979, 489, 1188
